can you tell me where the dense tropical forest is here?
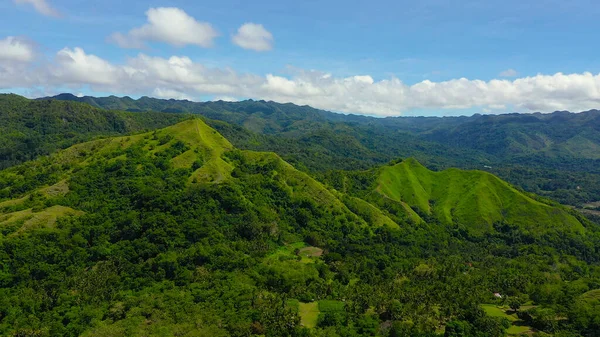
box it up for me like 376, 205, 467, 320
0, 94, 186, 170
1, 101, 600, 337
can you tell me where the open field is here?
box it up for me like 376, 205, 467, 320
298, 302, 319, 328
482, 304, 533, 335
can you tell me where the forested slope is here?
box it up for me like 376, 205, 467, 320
0, 94, 185, 169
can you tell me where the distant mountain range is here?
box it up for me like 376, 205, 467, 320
39, 93, 600, 206
44, 93, 600, 161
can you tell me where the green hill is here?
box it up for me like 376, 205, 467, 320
375, 158, 585, 235
1, 117, 585, 238
0, 119, 384, 236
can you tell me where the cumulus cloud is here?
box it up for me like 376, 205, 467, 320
0, 36, 38, 89
0, 36, 35, 62
499, 68, 518, 77
232, 23, 273, 51
1, 46, 600, 116
51, 47, 126, 86
109, 7, 219, 48
213, 96, 240, 102
14, 0, 59, 17
153, 88, 192, 100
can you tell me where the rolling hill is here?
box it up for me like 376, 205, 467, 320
0, 119, 586, 238
374, 158, 584, 235
0, 119, 377, 236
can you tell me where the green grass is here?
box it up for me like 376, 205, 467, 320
481, 304, 533, 336
0, 195, 28, 209
163, 119, 234, 184
40, 180, 70, 197
297, 247, 323, 263
580, 289, 600, 301
263, 243, 325, 264
171, 149, 198, 169
482, 304, 517, 321
341, 195, 399, 228
507, 325, 531, 335
298, 302, 319, 328
0, 205, 83, 235
264, 242, 306, 263
376, 158, 584, 235
318, 300, 345, 312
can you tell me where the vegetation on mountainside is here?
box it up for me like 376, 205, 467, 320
374, 159, 584, 235
1, 119, 600, 336
0, 94, 185, 169
44, 93, 600, 207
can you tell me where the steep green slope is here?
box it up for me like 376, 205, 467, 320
0, 94, 185, 169
319, 158, 586, 236
375, 158, 585, 234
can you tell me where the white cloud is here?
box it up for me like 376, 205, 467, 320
232, 23, 273, 51
499, 68, 518, 77
153, 88, 192, 100
109, 7, 219, 48
213, 96, 239, 102
14, 0, 59, 17
52, 47, 123, 85
1, 45, 600, 116
0, 36, 35, 62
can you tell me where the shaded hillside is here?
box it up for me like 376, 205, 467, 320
0, 94, 185, 169
45, 93, 600, 160
422, 111, 600, 160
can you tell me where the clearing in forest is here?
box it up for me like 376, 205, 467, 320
298, 302, 319, 328
481, 304, 533, 335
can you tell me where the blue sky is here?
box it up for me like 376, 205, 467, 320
1, 0, 600, 116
